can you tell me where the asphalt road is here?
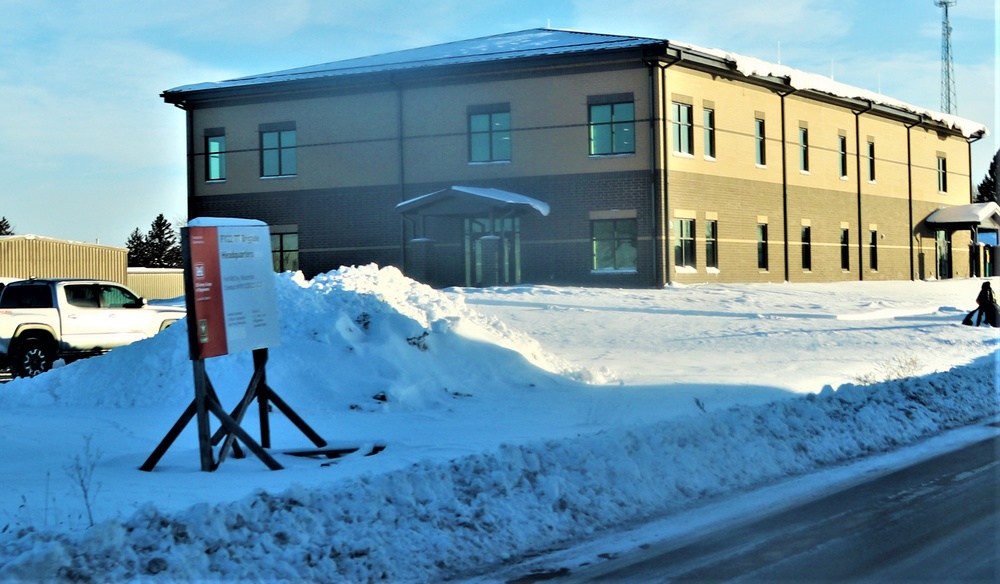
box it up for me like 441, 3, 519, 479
541, 433, 1000, 583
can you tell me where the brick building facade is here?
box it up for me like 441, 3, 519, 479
163, 29, 991, 288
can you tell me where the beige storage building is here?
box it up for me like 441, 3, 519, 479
0, 235, 127, 283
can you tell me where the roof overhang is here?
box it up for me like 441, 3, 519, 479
925, 202, 1000, 230
395, 186, 550, 218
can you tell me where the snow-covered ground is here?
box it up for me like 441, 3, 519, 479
0, 265, 996, 582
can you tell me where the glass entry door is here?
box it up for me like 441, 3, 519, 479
464, 217, 521, 287
935, 230, 951, 279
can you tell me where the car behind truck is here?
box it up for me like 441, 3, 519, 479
0, 279, 186, 377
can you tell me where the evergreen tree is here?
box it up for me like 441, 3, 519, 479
145, 214, 183, 268
126, 215, 182, 268
974, 149, 998, 204
126, 227, 149, 267
0, 216, 14, 236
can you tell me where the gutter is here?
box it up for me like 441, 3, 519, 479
779, 88, 797, 283
854, 100, 875, 281
647, 46, 682, 287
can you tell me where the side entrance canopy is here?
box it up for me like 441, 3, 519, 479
924, 202, 1000, 231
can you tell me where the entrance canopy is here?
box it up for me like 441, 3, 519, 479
925, 202, 1000, 230
395, 186, 550, 218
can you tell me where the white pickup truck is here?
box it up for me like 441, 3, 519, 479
0, 279, 186, 378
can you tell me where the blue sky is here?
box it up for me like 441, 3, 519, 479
1, 0, 995, 246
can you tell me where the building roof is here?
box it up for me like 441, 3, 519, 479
395, 186, 551, 217
163, 28, 988, 139
925, 202, 1000, 229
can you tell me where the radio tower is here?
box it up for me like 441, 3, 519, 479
936, 0, 957, 114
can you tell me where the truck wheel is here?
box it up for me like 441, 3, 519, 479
12, 339, 53, 378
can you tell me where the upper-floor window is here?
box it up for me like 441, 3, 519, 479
799, 127, 810, 172
592, 218, 637, 271
937, 156, 948, 193
205, 128, 226, 181
672, 102, 694, 155
260, 122, 297, 177
703, 108, 716, 159
469, 105, 511, 163
589, 95, 634, 155
867, 140, 876, 182
755, 118, 767, 166
838, 134, 848, 178
674, 218, 695, 268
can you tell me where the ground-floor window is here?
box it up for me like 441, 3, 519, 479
801, 226, 812, 271
840, 228, 850, 271
869, 229, 879, 271
271, 231, 299, 272
757, 223, 769, 271
592, 218, 637, 271
673, 219, 695, 268
705, 220, 718, 269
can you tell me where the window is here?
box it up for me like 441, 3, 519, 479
589, 99, 635, 155
937, 156, 948, 192
799, 127, 809, 172
869, 230, 879, 271
801, 226, 812, 271
65, 285, 99, 308
703, 108, 716, 158
592, 219, 637, 270
705, 220, 718, 269
205, 128, 226, 181
260, 123, 297, 177
867, 141, 876, 181
100, 285, 141, 308
469, 106, 511, 162
840, 228, 850, 271
271, 232, 299, 272
672, 102, 694, 155
755, 118, 767, 166
838, 135, 848, 178
0, 284, 52, 309
673, 219, 695, 268
757, 223, 769, 270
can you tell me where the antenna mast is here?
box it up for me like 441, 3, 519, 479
935, 0, 957, 114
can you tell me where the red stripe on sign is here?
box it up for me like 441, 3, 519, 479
187, 227, 229, 358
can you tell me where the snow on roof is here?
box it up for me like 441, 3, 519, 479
0, 233, 126, 250
164, 28, 988, 139
670, 40, 988, 139
925, 202, 1000, 226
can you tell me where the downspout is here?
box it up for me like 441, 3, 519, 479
779, 88, 797, 283
853, 100, 874, 281
651, 48, 681, 287
394, 78, 408, 273
173, 102, 196, 224
967, 130, 986, 276
904, 118, 919, 280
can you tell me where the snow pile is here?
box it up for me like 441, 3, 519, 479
0, 267, 996, 582
0, 356, 995, 582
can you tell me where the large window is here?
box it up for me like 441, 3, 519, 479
205, 128, 226, 181
260, 123, 297, 177
937, 156, 948, 193
271, 232, 299, 272
705, 220, 718, 269
801, 226, 812, 271
840, 228, 850, 271
672, 102, 694, 155
755, 118, 767, 166
592, 219, 637, 271
673, 219, 695, 268
799, 127, 810, 172
869, 230, 879, 271
469, 106, 511, 162
757, 223, 769, 271
589, 99, 634, 155
703, 108, 716, 159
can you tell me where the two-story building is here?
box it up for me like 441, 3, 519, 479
162, 28, 991, 287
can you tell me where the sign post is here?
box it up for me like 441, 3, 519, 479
141, 218, 326, 472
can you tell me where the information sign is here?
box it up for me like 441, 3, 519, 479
185, 220, 280, 359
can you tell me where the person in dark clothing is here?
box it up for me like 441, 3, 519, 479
970, 282, 999, 326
